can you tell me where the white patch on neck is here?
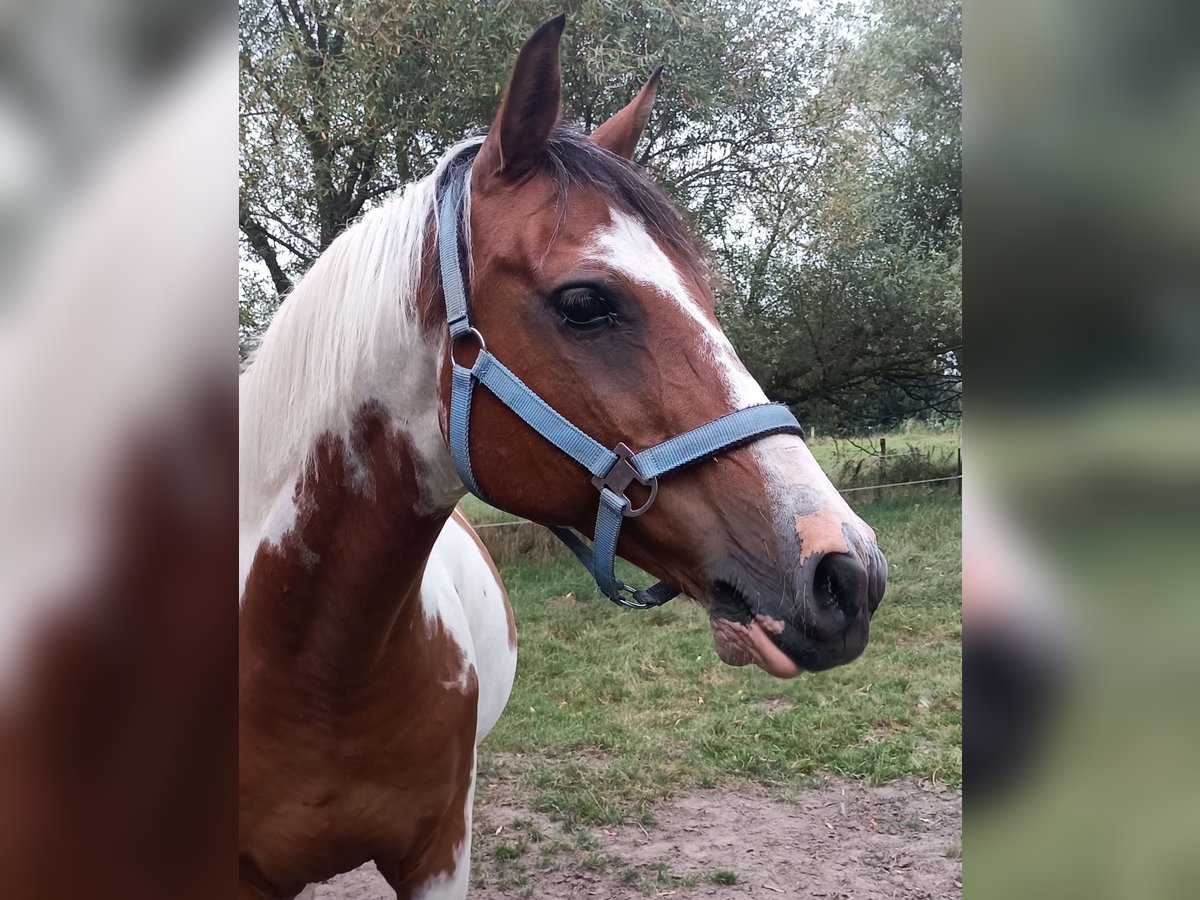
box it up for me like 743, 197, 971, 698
238, 400, 462, 609
429, 514, 517, 738
238, 474, 311, 604
586, 209, 768, 410
239, 142, 486, 603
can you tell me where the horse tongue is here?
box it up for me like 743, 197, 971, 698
747, 621, 802, 678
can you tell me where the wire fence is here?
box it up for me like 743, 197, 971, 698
469, 473, 962, 530
836, 474, 962, 494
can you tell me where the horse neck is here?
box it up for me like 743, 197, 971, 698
242, 399, 459, 697
241, 230, 463, 691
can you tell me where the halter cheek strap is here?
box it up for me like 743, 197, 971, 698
438, 167, 805, 609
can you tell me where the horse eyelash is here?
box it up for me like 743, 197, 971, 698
559, 311, 620, 327
556, 288, 620, 329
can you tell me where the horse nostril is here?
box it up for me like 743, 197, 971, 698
811, 552, 869, 621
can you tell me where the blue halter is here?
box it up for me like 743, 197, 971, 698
438, 166, 805, 609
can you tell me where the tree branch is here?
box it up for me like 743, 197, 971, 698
239, 205, 293, 298
281, 0, 317, 52
272, 0, 314, 53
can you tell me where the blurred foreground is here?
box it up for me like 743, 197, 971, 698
0, 4, 235, 898
969, 0, 1200, 897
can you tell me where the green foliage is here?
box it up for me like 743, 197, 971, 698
240, 0, 961, 433
239, 0, 823, 296
722, 0, 962, 432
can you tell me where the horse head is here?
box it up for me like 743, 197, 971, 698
435, 16, 887, 676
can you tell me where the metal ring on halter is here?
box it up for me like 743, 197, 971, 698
450, 326, 487, 368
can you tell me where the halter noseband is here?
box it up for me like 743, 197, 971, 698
438, 166, 805, 609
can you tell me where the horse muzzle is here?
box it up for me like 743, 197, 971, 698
704, 529, 888, 678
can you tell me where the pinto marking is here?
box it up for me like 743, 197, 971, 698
442, 509, 518, 739
410, 755, 476, 900
421, 512, 517, 712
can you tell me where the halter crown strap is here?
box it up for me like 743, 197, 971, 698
437, 167, 805, 609
438, 170, 472, 340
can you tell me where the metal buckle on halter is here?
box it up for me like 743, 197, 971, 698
592, 443, 658, 517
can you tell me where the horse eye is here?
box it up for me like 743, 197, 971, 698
555, 288, 617, 332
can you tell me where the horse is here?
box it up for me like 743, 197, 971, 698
239, 15, 887, 899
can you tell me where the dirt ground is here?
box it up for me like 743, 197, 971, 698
313, 776, 961, 899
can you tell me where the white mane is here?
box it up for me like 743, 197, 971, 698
239, 137, 482, 524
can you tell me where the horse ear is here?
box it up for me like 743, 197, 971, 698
590, 66, 664, 160
475, 15, 565, 179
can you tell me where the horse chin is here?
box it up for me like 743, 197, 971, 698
708, 617, 803, 679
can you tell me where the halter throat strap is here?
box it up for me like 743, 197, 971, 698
437, 167, 805, 609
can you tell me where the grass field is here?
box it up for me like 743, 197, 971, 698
469, 489, 962, 829
806, 423, 960, 467
808, 425, 961, 491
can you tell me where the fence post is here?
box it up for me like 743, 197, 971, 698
956, 447, 962, 496
879, 437, 887, 495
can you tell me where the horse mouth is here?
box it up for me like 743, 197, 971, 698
706, 581, 803, 679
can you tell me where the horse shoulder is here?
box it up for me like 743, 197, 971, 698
426, 509, 517, 744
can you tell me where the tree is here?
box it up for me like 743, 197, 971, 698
240, 0, 962, 434
239, 0, 835, 330
721, 0, 962, 431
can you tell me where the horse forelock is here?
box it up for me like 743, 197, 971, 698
539, 125, 701, 260
443, 124, 708, 274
